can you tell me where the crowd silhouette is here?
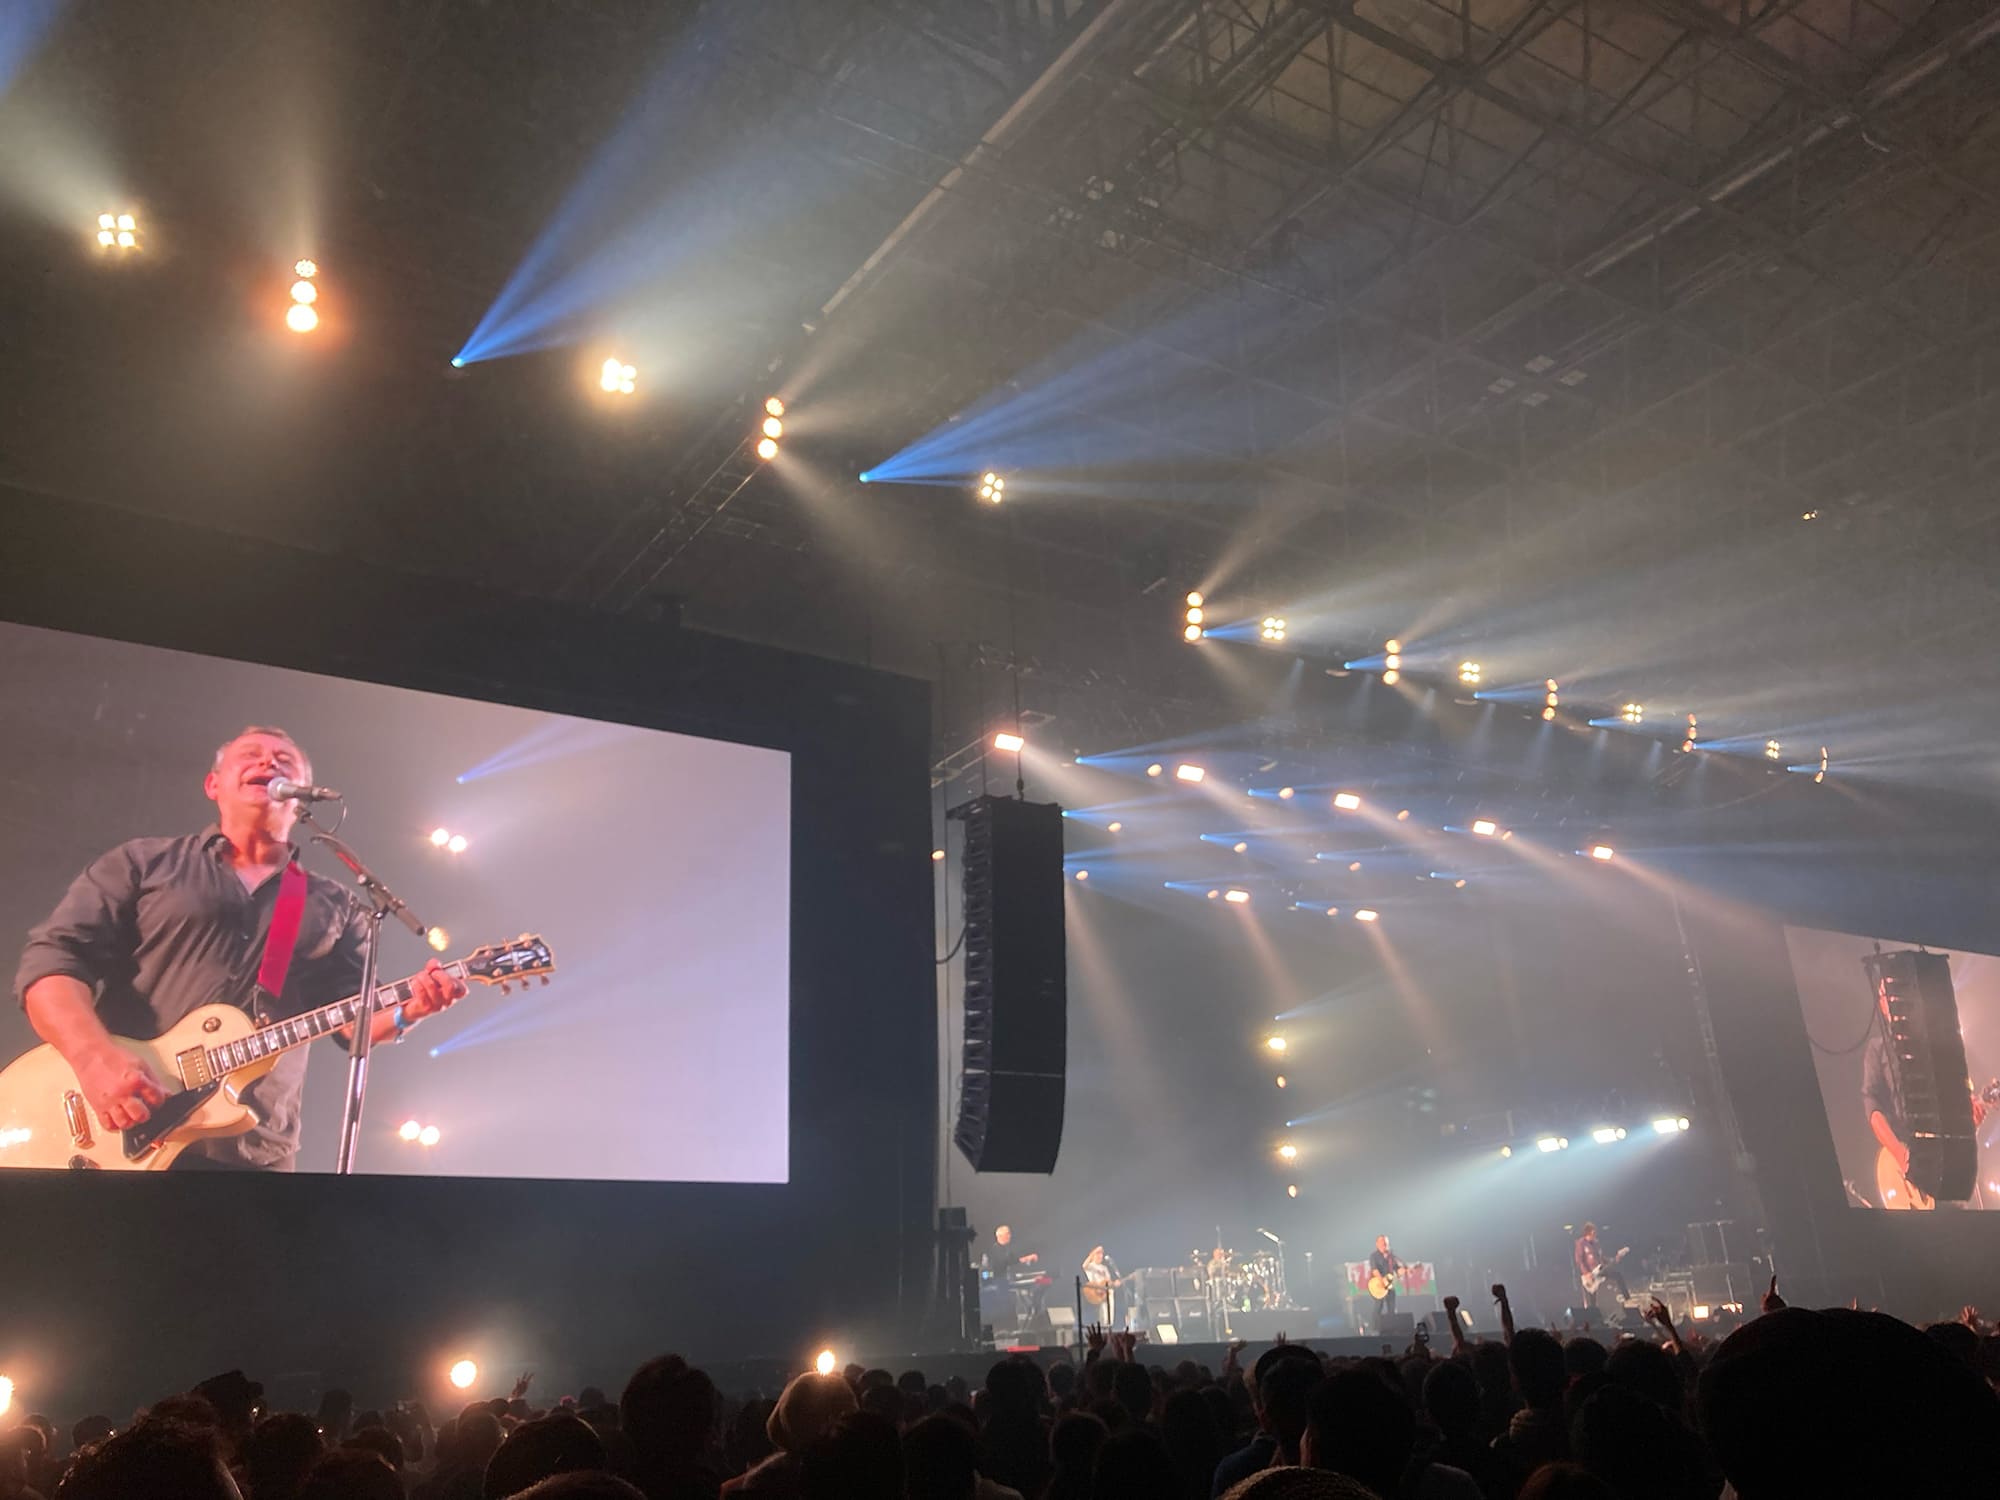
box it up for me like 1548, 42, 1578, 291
4, 1285, 1996, 1500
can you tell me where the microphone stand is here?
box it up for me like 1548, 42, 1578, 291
296, 806, 429, 1176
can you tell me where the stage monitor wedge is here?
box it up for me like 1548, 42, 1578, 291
949, 795, 1067, 1173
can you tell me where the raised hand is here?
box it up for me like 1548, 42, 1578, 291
511, 1371, 535, 1400
1442, 1295, 1460, 1314
1761, 1275, 1785, 1314
1085, 1323, 1106, 1353
1490, 1283, 1508, 1303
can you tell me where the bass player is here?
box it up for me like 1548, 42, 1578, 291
12, 726, 465, 1170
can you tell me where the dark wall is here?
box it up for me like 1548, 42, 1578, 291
0, 483, 936, 1416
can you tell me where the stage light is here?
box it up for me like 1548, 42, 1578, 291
1224, 889, 1250, 904
1146, 763, 1163, 777
1458, 661, 1481, 685
1500, 1145, 1513, 1159
1107, 822, 1122, 833
765, 396, 785, 417
976, 472, 1006, 503
449, 1360, 478, 1391
1383, 669, 1400, 685
1535, 1136, 1564, 1153
1183, 624, 1203, 642
1074, 869, 1088, 881
1266, 1036, 1288, 1053
1384, 654, 1401, 671
1333, 792, 1361, 811
1396, 809, 1411, 821
1815, 746, 1828, 785
1682, 713, 1699, 754
992, 731, 1025, 753
426, 926, 450, 952
1691, 1305, 1711, 1320
1544, 679, 1560, 720
1354, 908, 1379, 923
931, 848, 945, 862
1184, 607, 1204, 626
814, 1349, 837, 1377
1543, 706, 1557, 720
1175, 764, 1205, 783
1275, 1076, 1287, 1088
419, 1125, 441, 1147
430, 828, 451, 847
1232, 841, 1248, 853
1259, 617, 1287, 642
1385, 638, 1402, 655
599, 358, 636, 394
1277, 1142, 1298, 1162
1278, 787, 1295, 800
446, 834, 469, 854
1453, 879, 1466, 889
755, 437, 779, 460
1651, 1117, 1682, 1135
1347, 861, 1361, 872
1471, 819, 1499, 837
1590, 1126, 1622, 1144
1325, 907, 1339, 918
399, 1120, 422, 1142
291, 278, 318, 305
1677, 1116, 1690, 1131
1621, 703, 1644, 724
1765, 740, 1783, 760
1207, 889, 1219, 899
1589, 845, 1615, 862
97, 211, 140, 251
0, 1375, 11, 1416
761, 416, 784, 441
1186, 591, 1204, 608
286, 303, 319, 333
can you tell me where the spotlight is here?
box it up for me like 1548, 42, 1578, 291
814, 1349, 837, 1377
399, 1119, 421, 1142
1275, 1076, 1287, 1088
1333, 792, 1361, 811
430, 828, 451, 847
1174, 764, 1205, 783
1621, 703, 1644, 724
765, 396, 786, 417
1383, 669, 1400, 685
1682, 713, 1699, 754
1107, 822, 1122, 833
1458, 661, 1482, 685
1074, 869, 1088, 882
932, 848, 945, 862
599, 357, 637, 394
1590, 1126, 1622, 1145
1207, 889, 1219, 899
1452, 879, 1466, 889
1354, 908, 1379, 923
1815, 746, 1828, 785
1535, 1136, 1565, 1153
1224, 889, 1250, 904
1146, 764, 1164, 778
1396, 809, 1411, 821
1184, 607, 1204, 626
1678, 1116, 1691, 1131
1278, 787, 1295, 800
449, 1360, 478, 1391
290, 279, 318, 305
1186, 591, 1204, 608
1265, 1036, 1288, 1053
1232, 841, 1248, 853
418, 1125, 442, 1147
97, 211, 140, 251
762, 416, 784, 439
1385, 638, 1403, 655
446, 834, 469, 854
426, 926, 450, 952
1499, 1145, 1514, 1159
1286, 1184, 1299, 1199
1183, 624, 1204, 642
1277, 1143, 1298, 1162
1325, 907, 1339, 918
976, 472, 1006, 503
1691, 1305, 1711, 1320
1471, 819, 1499, 837
1347, 861, 1362, 872
1589, 845, 1615, 862
1764, 740, 1783, 760
992, 731, 1025, 753
1544, 679, 1560, 720
1651, 1117, 1683, 1135
756, 437, 778, 460
1259, 617, 1287, 642
286, 303, 319, 333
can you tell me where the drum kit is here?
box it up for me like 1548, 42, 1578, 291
1203, 1243, 1289, 1312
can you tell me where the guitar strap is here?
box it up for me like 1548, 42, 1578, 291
250, 859, 311, 1022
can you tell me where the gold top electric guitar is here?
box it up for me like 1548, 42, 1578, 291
0, 935, 554, 1171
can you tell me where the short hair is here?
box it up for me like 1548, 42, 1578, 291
1510, 1328, 1569, 1409
344, 1427, 404, 1471
58, 1420, 234, 1500
619, 1356, 717, 1467
240, 1413, 324, 1500
213, 725, 312, 782
1581, 1222, 1596, 1236
900, 1412, 978, 1500
483, 1415, 607, 1500
1303, 1368, 1414, 1492
298, 1449, 401, 1500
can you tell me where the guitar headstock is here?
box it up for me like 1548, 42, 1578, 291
462, 934, 556, 994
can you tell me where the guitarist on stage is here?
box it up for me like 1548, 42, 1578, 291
1367, 1234, 1404, 1324
1574, 1222, 1628, 1300
12, 726, 465, 1170
1863, 980, 1988, 1207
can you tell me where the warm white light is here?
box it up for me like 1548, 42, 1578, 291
1326, 907, 1339, 918
286, 303, 319, 332
599, 359, 636, 394
1590, 845, 1615, 861
1536, 1136, 1566, 1153
1073, 869, 1088, 881
1146, 763, 1163, 777
1471, 819, 1498, 837
117, 213, 136, 232
1385, 638, 1403, 655
96, 229, 114, 246
449, 1360, 478, 1390
98, 213, 114, 229
1500, 1145, 1513, 1159
1232, 841, 1248, 854
814, 1349, 837, 1377
115, 230, 136, 247
1543, 707, 1557, 720
1174, 764, 1205, 783
1383, 653, 1401, 671
1107, 821, 1122, 832
1276, 1143, 1298, 1162
1651, 1118, 1681, 1135
0, 1375, 12, 1416
1458, 661, 1481, 684
992, 731, 1025, 753
290, 279, 318, 305
1765, 740, 1783, 760
1347, 861, 1362, 872
1275, 1076, 1287, 1088
1265, 1036, 1288, 1053
1184, 606, 1204, 625
426, 926, 450, 952
430, 828, 451, 847
762, 416, 784, 439
1286, 1184, 1299, 1198
1224, 889, 1250, 904
765, 396, 785, 417
1691, 1305, 1711, 1320
931, 848, 945, 862
1354, 908, 1379, 923
1184, 624, 1204, 642
756, 437, 779, 460
1591, 1126, 1621, 1145
1383, 669, 1400, 685
418, 1125, 441, 1147
1622, 703, 1644, 724
1186, 591, 1204, 608
1396, 809, 1411, 821
1452, 879, 1467, 889
1278, 787, 1295, 800
1259, 617, 1287, 642
399, 1120, 422, 1142
1333, 792, 1361, 811
294, 259, 318, 278
446, 834, 468, 854
1677, 1116, 1690, 1131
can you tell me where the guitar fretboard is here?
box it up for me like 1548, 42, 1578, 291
206, 961, 470, 1078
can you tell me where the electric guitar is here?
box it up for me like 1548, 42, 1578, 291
1876, 1081, 2000, 1210
1579, 1246, 1631, 1296
0, 935, 555, 1172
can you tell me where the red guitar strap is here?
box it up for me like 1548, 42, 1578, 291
256, 858, 311, 1005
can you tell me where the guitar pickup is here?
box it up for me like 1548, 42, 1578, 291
177, 1047, 214, 1088
63, 1089, 94, 1149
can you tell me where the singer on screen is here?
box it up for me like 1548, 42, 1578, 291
10, 726, 464, 1170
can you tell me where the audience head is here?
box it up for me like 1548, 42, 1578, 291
1516, 1462, 1618, 1500
901, 1412, 977, 1500
1924, 1319, 1981, 1371
456, 1410, 507, 1473
981, 1356, 1045, 1420
1110, 1361, 1153, 1426
619, 1355, 718, 1470
896, 1370, 928, 1397
1509, 1327, 1569, 1410
799, 1411, 900, 1500
1220, 1471, 1382, 1500
70, 1416, 115, 1453
1563, 1338, 1608, 1378
240, 1413, 325, 1500
57, 1419, 236, 1500
297, 1448, 401, 1500
766, 1371, 858, 1454
1049, 1409, 1108, 1475
1420, 1359, 1479, 1436
1698, 1306, 1999, 1499
1091, 1426, 1180, 1500
1257, 1355, 1323, 1456
1301, 1369, 1413, 1495
482, 1415, 606, 1499
1603, 1337, 1682, 1412
343, 1427, 403, 1472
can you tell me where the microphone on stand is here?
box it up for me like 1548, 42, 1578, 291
268, 777, 344, 803
1256, 1227, 1284, 1245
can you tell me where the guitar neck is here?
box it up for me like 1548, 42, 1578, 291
207, 962, 469, 1077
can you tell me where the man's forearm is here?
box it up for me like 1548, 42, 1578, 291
24, 975, 118, 1064
1869, 1110, 1902, 1153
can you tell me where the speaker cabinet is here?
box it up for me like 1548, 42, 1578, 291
1863, 949, 1978, 1202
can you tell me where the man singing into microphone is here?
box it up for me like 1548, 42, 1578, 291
13, 727, 465, 1170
